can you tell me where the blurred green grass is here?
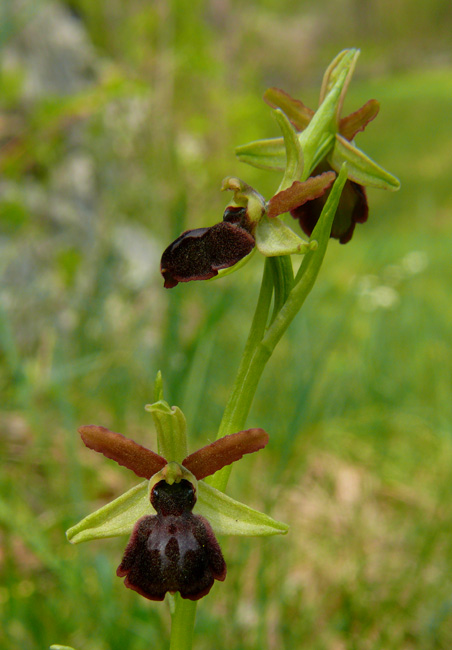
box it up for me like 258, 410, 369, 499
1, 1, 452, 649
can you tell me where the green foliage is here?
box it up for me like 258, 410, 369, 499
1, 1, 452, 649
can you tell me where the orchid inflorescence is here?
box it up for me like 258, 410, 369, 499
160, 49, 399, 289
65, 49, 399, 645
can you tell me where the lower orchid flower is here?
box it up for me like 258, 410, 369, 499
67, 388, 288, 601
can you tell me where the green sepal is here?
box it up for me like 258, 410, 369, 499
196, 481, 288, 537
235, 137, 286, 171
50, 645, 78, 650
66, 481, 152, 544
145, 395, 188, 463
298, 53, 354, 178
329, 134, 400, 190
319, 49, 360, 120
66, 477, 288, 544
273, 109, 304, 191
255, 215, 312, 257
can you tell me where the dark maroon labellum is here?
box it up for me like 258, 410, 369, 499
117, 479, 226, 601
160, 219, 255, 289
291, 167, 369, 244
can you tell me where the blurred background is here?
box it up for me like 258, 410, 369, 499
1, 0, 452, 648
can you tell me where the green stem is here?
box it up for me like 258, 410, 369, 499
168, 166, 348, 647
209, 166, 348, 492
167, 261, 274, 648
169, 596, 197, 650
215, 258, 274, 440
269, 255, 294, 324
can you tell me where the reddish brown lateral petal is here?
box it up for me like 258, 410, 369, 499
160, 222, 255, 289
263, 87, 314, 131
182, 428, 269, 480
339, 99, 380, 141
78, 425, 167, 479
267, 172, 336, 219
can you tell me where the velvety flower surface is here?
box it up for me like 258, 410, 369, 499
117, 479, 226, 601
160, 206, 255, 289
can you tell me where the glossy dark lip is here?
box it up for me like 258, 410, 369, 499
160, 221, 255, 288
116, 480, 226, 601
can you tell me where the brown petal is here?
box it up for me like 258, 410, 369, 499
182, 428, 269, 480
339, 99, 380, 141
263, 87, 314, 131
267, 172, 336, 219
78, 425, 167, 479
160, 222, 255, 289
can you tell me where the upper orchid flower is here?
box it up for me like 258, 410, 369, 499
160, 51, 399, 289
67, 377, 288, 601
236, 49, 400, 244
160, 172, 334, 289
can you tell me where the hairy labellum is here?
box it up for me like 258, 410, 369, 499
117, 479, 226, 600
160, 205, 255, 289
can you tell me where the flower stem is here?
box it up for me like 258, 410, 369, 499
215, 258, 274, 440
168, 166, 348, 647
169, 595, 197, 650
209, 166, 348, 493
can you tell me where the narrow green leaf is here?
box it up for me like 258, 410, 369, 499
196, 481, 289, 537
294, 163, 349, 286
66, 481, 152, 544
330, 134, 400, 190
154, 370, 164, 402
